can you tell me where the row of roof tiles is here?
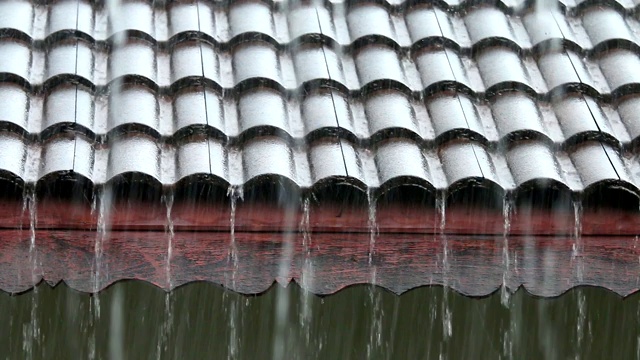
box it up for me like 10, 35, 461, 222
0, 0, 638, 206
2, 84, 640, 146
2, 0, 640, 47
3, 35, 640, 98
0, 132, 637, 196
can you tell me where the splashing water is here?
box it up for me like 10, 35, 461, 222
22, 188, 40, 359
501, 196, 513, 307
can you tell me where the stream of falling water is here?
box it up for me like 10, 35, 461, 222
22, 188, 40, 359
501, 196, 514, 359
226, 185, 243, 359
366, 190, 382, 357
273, 188, 299, 359
636, 235, 640, 287
572, 200, 584, 284
299, 197, 313, 348
163, 192, 175, 289
436, 191, 452, 346
91, 186, 112, 359
501, 197, 512, 307
156, 192, 175, 359
572, 200, 587, 358
98, 0, 123, 356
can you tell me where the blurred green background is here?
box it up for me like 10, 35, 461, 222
1, 282, 637, 359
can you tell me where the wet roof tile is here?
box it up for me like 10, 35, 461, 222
375, 138, 430, 186
581, 5, 636, 47
287, 4, 334, 40
310, 138, 365, 184
171, 40, 220, 83
426, 92, 484, 142
439, 139, 498, 187
414, 46, 472, 90
476, 46, 532, 91
44, 85, 94, 133
232, 40, 280, 83
0, 83, 29, 131
464, 6, 517, 45
109, 38, 157, 81
229, 0, 275, 39
506, 140, 565, 187
617, 95, 640, 142
0, 132, 26, 178
552, 93, 614, 143
173, 88, 224, 134
490, 92, 547, 140
0, 0, 638, 205
347, 3, 395, 41
365, 89, 419, 137
406, 6, 447, 42
355, 44, 406, 86
293, 43, 345, 85
0, 39, 31, 80
47, 40, 94, 81
302, 88, 355, 136
523, 12, 570, 47
109, 1, 154, 36
48, 0, 93, 37
598, 49, 640, 91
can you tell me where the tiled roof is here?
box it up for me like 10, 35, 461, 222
0, 0, 639, 201
1, 0, 640, 297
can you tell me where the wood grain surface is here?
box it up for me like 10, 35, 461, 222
0, 198, 638, 296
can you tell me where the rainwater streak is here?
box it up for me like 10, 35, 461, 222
226, 185, 243, 359
299, 197, 313, 348
436, 191, 452, 344
156, 192, 175, 358
366, 190, 382, 357
501, 196, 513, 307
23, 188, 39, 360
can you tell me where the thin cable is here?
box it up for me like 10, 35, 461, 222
315, 8, 349, 178
432, 8, 484, 178
196, 1, 213, 175
550, 12, 621, 180
72, 0, 81, 171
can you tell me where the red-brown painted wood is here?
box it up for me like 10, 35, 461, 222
0, 228, 639, 296
0, 198, 638, 235
0, 199, 638, 296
